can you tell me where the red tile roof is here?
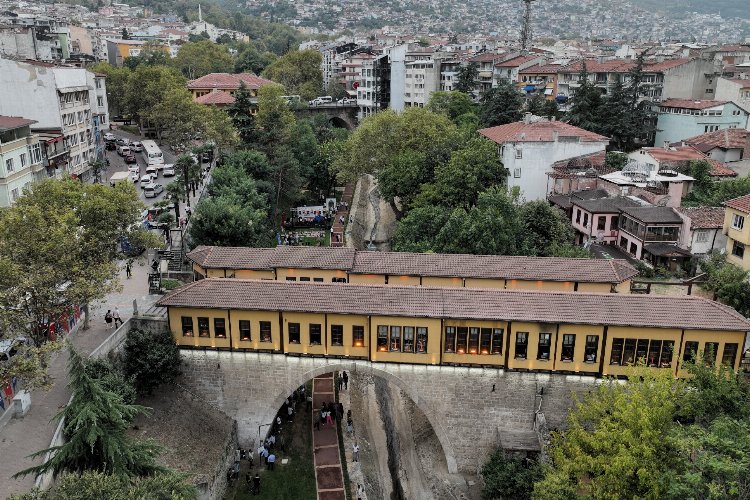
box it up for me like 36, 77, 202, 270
519, 64, 563, 75
707, 159, 738, 177
642, 58, 692, 72
680, 128, 749, 151
0, 115, 36, 131
479, 120, 609, 144
187, 72, 274, 90
674, 206, 726, 229
494, 55, 541, 68
660, 99, 728, 110
641, 146, 737, 177
548, 151, 615, 179
560, 59, 635, 74
195, 90, 235, 105
725, 194, 750, 214
468, 52, 505, 63
157, 279, 750, 332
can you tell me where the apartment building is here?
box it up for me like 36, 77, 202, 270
493, 54, 546, 87
655, 99, 749, 147
723, 194, 750, 271
0, 16, 71, 61
0, 58, 108, 181
715, 76, 750, 113
518, 64, 562, 101
404, 50, 443, 108
0, 116, 44, 207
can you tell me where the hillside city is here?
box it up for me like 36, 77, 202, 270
0, 0, 750, 499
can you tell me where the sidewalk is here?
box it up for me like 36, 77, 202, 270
0, 260, 159, 498
312, 373, 346, 500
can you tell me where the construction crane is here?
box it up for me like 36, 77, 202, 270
520, 0, 536, 52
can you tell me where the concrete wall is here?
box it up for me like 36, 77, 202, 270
655, 102, 749, 146
178, 350, 599, 474
662, 59, 719, 101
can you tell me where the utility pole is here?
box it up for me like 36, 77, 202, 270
521, 0, 536, 52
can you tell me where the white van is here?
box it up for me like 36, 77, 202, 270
117, 145, 131, 156
309, 96, 333, 106
139, 174, 153, 188
145, 165, 158, 178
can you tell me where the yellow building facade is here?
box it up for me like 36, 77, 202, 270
158, 279, 749, 378
724, 195, 750, 271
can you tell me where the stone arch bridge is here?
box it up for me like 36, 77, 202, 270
293, 104, 358, 130
179, 350, 598, 474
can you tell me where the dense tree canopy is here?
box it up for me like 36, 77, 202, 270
262, 49, 323, 100
172, 40, 234, 79
427, 91, 477, 122
479, 82, 524, 127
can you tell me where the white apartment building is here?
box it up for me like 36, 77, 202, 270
404, 51, 442, 108
715, 76, 750, 113
0, 58, 109, 181
0, 116, 44, 207
357, 58, 377, 121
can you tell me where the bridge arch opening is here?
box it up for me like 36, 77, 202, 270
263, 362, 457, 474
328, 116, 353, 130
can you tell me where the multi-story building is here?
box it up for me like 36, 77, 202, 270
0, 58, 108, 181
617, 206, 687, 267
518, 63, 562, 101
0, 116, 44, 207
674, 206, 727, 257
655, 99, 749, 147
356, 56, 377, 120
723, 194, 750, 271
0, 16, 71, 61
493, 54, 546, 87
439, 58, 461, 91
320, 42, 359, 89
479, 115, 610, 202
467, 52, 507, 94
715, 76, 750, 113
404, 50, 443, 108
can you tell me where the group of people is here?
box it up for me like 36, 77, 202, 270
103, 308, 122, 329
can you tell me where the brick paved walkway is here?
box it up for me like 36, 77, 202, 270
312, 373, 346, 500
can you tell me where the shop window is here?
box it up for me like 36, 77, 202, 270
622, 339, 636, 365
721, 343, 738, 367
260, 321, 272, 342
288, 323, 300, 344
403, 327, 414, 353
480, 328, 492, 354
683, 341, 699, 363
647, 340, 661, 367
444, 326, 457, 353
198, 317, 210, 337
561, 334, 575, 361
331, 325, 343, 346
537, 333, 551, 360
181, 316, 194, 337
660, 341, 674, 368
310, 324, 322, 345
405, 326, 422, 354
610, 338, 624, 365
704, 342, 719, 366
377, 325, 388, 351
515, 332, 528, 359
468, 327, 480, 354
389, 326, 401, 351
456, 327, 468, 354
352, 325, 365, 347
637, 339, 650, 364
239, 320, 251, 341
491, 329, 503, 355
214, 318, 226, 338
584, 335, 598, 363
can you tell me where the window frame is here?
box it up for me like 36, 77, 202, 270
352, 325, 365, 347
331, 324, 344, 346
377, 325, 388, 351
537, 333, 551, 360
683, 341, 698, 363
515, 332, 529, 359
584, 335, 598, 363
416, 327, 427, 353
214, 318, 226, 339
561, 334, 575, 362
198, 317, 210, 338
389, 326, 402, 352
181, 316, 194, 337
309, 323, 322, 345
288, 322, 301, 344
721, 343, 738, 367
239, 320, 251, 341
259, 321, 272, 342
732, 213, 745, 230
402, 326, 415, 353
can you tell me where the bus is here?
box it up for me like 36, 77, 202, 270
141, 140, 163, 166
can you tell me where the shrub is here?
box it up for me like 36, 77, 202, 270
161, 279, 180, 291
481, 450, 542, 500
122, 329, 181, 395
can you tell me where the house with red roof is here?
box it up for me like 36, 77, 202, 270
675, 128, 749, 163
492, 54, 546, 87
674, 206, 727, 256
187, 73, 275, 111
655, 99, 749, 147
478, 115, 609, 202
723, 194, 750, 271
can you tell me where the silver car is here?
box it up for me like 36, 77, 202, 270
144, 183, 164, 198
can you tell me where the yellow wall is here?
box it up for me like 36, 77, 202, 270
615, 280, 631, 294
422, 276, 464, 287
577, 282, 613, 293
442, 319, 506, 366
326, 314, 369, 358
348, 274, 386, 285
169, 307, 231, 349
206, 268, 225, 278
193, 263, 206, 278
235, 269, 275, 279
724, 207, 750, 270
281, 312, 327, 355
553, 324, 604, 373
676, 329, 747, 377
369, 316, 441, 365
507, 322, 558, 370
230, 310, 281, 351
389, 275, 421, 286
276, 268, 349, 282
464, 278, 507, 289
510, 280, 575, 292
602, 326, 681, 377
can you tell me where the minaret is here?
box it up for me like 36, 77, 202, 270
198, 4, 203, 23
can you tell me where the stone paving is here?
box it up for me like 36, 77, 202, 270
312, 373, 346, 500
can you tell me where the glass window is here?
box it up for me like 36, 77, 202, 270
622, 339, 636, 365
537, 333, 551, 360
313, 278, 324, 282
353, 325, 365, 347
704, 342, 719, 366
515, 332, 528, 359
309, 324, 322, 345
582, 213, 589, 227
721, 343, 738, 367
332, 277, 347, 283
288, 323, 300, 344
468, 328, 480, 354
480, 328, 492, 354
377, 325, 388, 351
597, 217, 606, 230
584, 335, 598, 363
239, 320, 251, 341
5, 158, 13, 172
575, 209, 581, 224
561, 334, 575, 361
286, 277, 296, 281
300, 277, 310, 282
660, 341, 674, 368
647, 340, 661, 367
198, 317, 210, 337
637, 339, 650, 364
456, 327, 468, 354
732, 241, 745, 259
389, 326, 401, 351
403, 327, 414, 353
416, 327, 427, 353
610, 338, 624, 365
683, 341, 699, 363
732, 214, 745, 230
214, 318, 226, 338
331, 325, 343, 346
260, 321, 272, 342
445, 326, 457, 353
181, 316, 193, 337
491, 329, 503, 355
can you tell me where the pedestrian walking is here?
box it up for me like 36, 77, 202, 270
104, 310, 113, 329
307, 394, 313, 411
253, 473, 261, 495
338, 375, 344, 391
125, 261, 132, 279
267, 453, 276, 471
353, 442, 359, 462
257, 445, 267, 465
151, 260, 159, 272
326, 410, 333, 426
113, 307, 123, 327
343, 371, 349, 390
338, 402, 344, 419
357, 483, 364, 500
287, 405, 294, 422
347, 417, 353, 435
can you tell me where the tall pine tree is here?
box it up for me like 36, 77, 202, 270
226, 82, 257, 146
566, 63, 604, 134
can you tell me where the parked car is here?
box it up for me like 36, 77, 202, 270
130, 171, 140, 183
338, 98, 356, 105
128, 165, 140, 173
124, 153, 137, 164
0, 337, 33, 363
131, 141, 143, 152
139, 174, 153, 188
309, 96, 333, 106
144, 183, 164, 198
162, 164, 175, 176
104, 132, 116, 142
117, 145, 130, 156
145, 165, 158, 177
115, 137, 131, 147
105, 141, 116, 151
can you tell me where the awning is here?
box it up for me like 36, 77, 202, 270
524, 85, 535, 92
644, 243, 692, 258
544, 88, 554, 95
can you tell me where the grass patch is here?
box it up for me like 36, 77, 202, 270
161, 279, 181, 291
226, 382, 316, 500
335, 376, 352, 500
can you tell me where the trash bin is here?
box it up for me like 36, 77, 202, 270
13, 390, 31, 418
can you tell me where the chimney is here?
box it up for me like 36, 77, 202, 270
553, 130, 559, 142
523, 112, 532, 124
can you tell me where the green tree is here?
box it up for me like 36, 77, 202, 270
479, 82, 524, 127
222, 150, 276, 200
189, 195, 273, 247
565, 64, 604, 133
256, 83, 296, 146
235, 44, 277, 74
174, 155, 202, 208
323, 80, 348, 100
262, 49, 323, 100
520, 201, 576, 256
123, 41, 169, 69
226, 82, 257, 144
85, 358, 136, 404
454, 62, 479, 94
15, 347, 162, 479
121, 27, 130, 40
481, 450, 542, 500
392, 204, 454, 253
122, 329, 181, 395
123, 65, 186, 123
700, 252, 750, 317
604, 151, 629, 170
689, 159, 714, 196
527, 95, 560, 119
148, 88, 206, 147
427, 91, 478, 122
172, 40, 234, 79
